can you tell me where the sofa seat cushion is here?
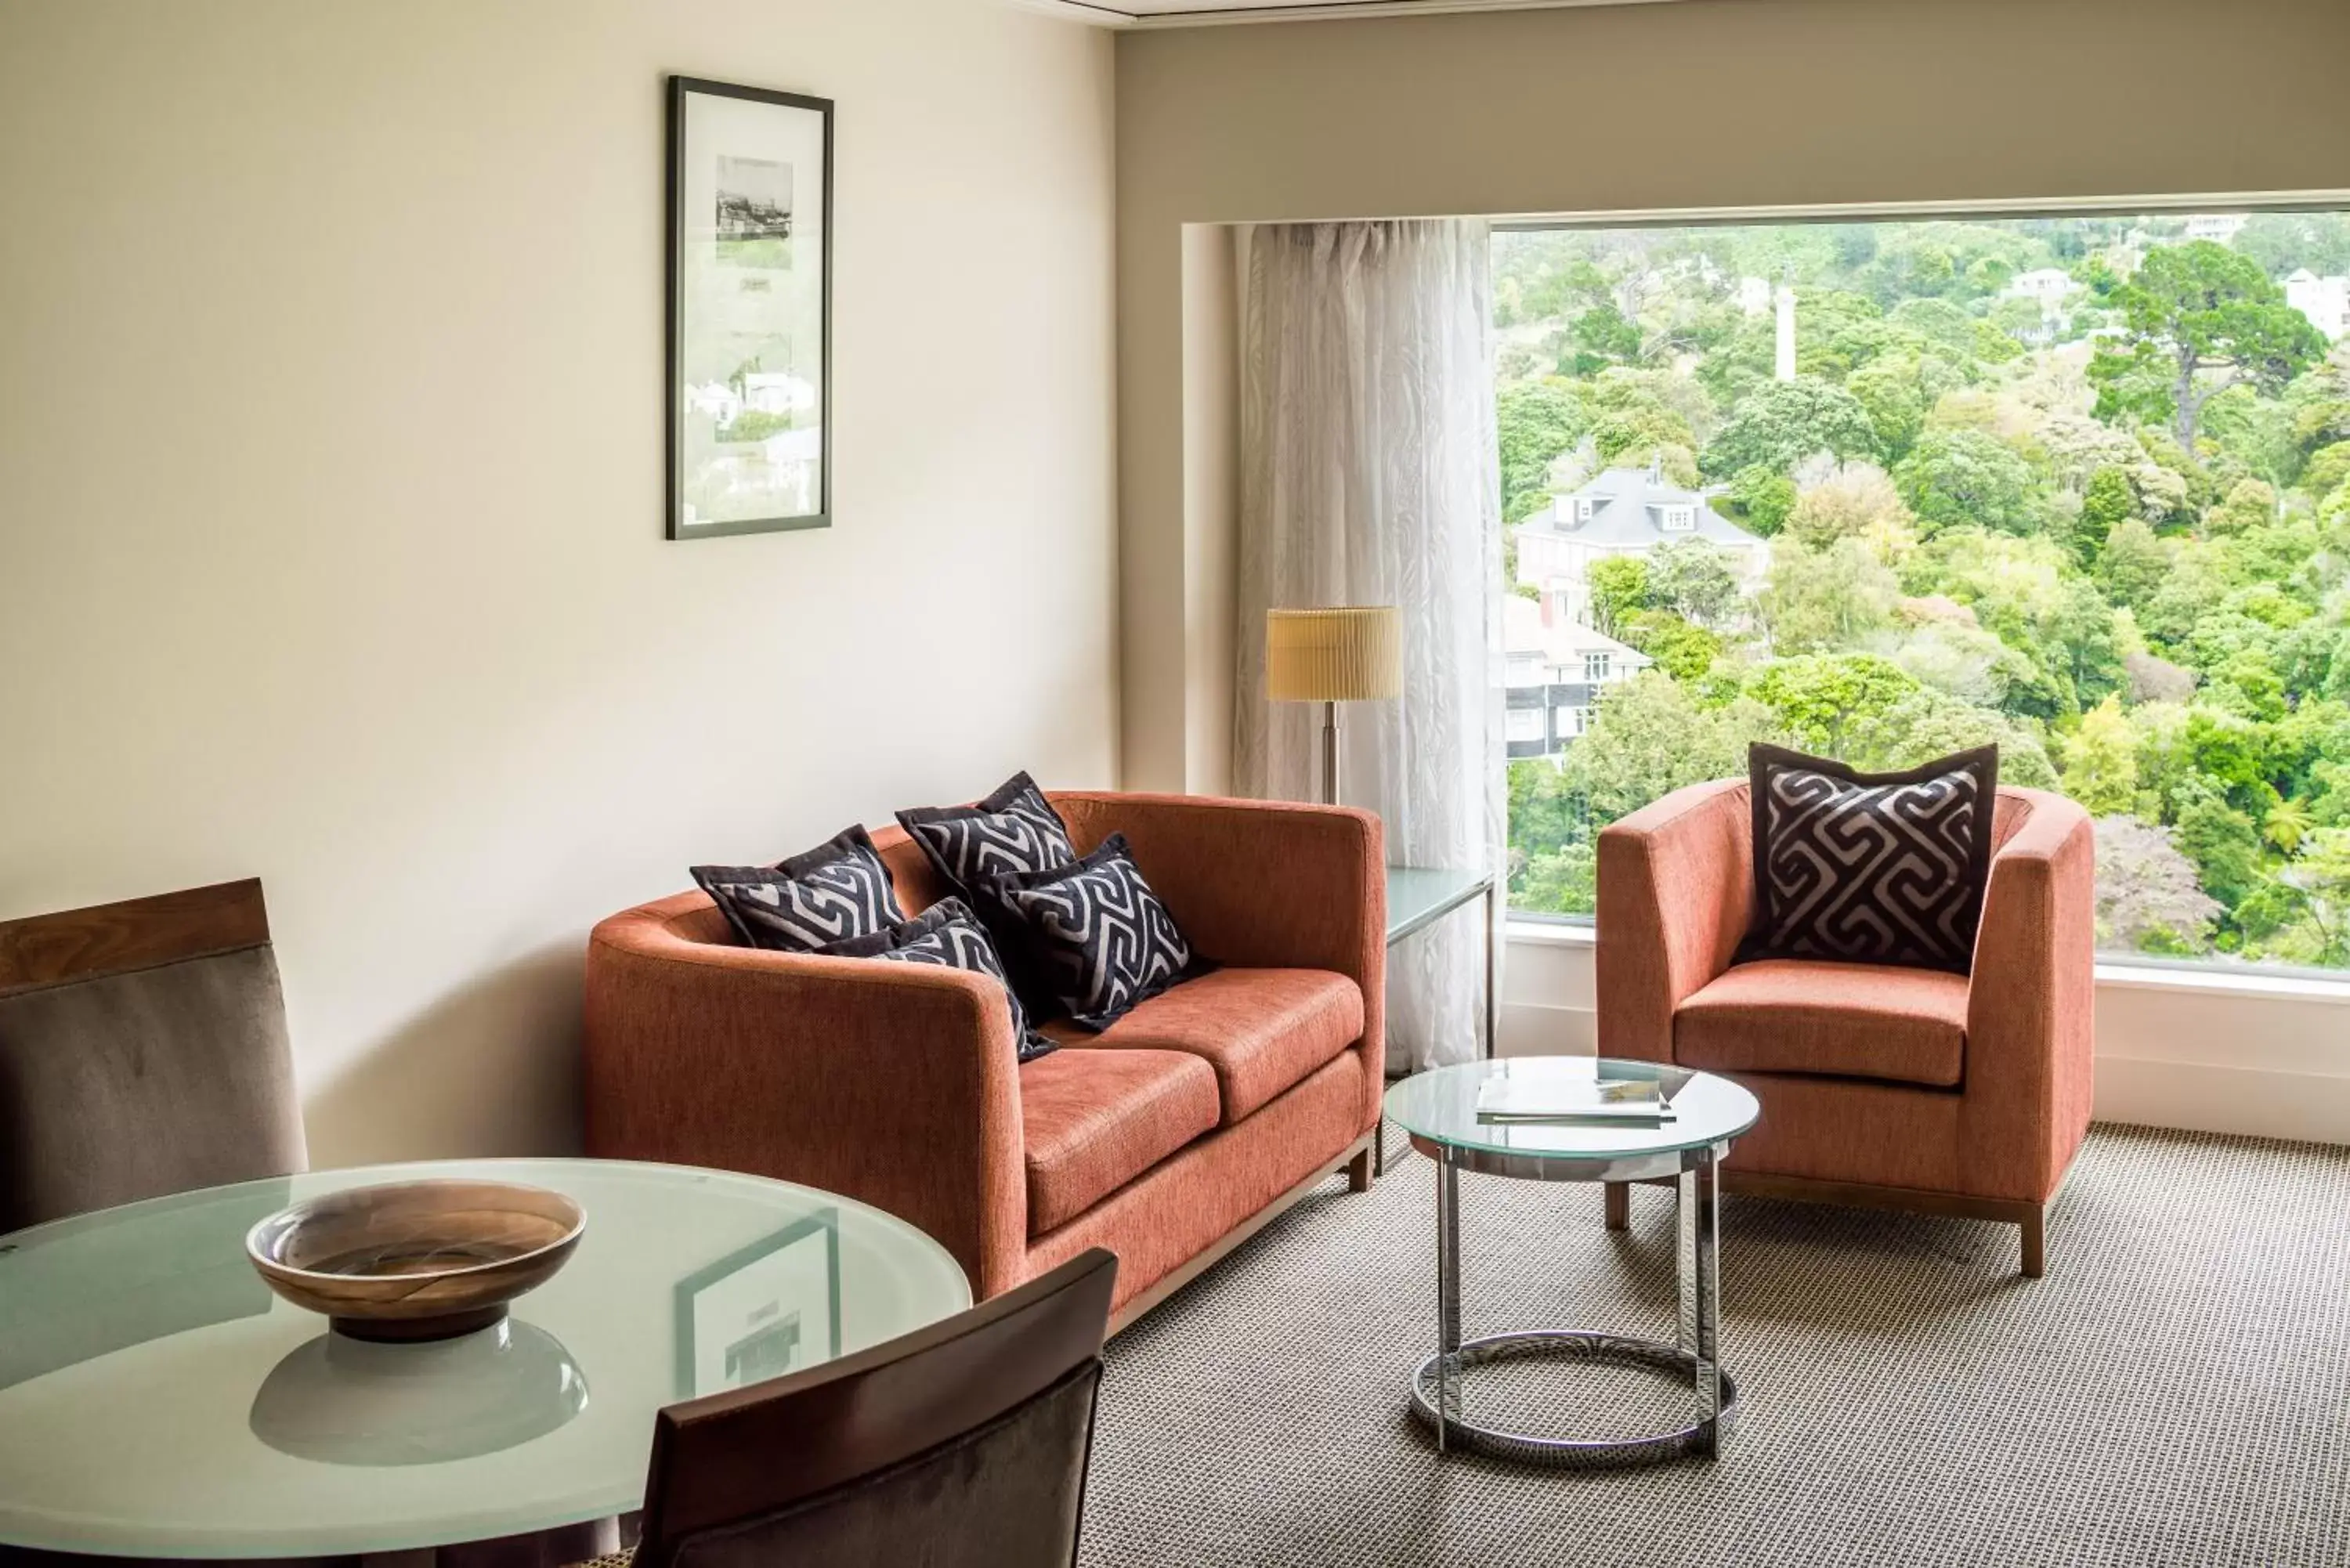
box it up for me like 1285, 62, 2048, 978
1020, 1048, 1220, 1235
1040, 968, 1364, 1125
1673, 959, 1968, 1089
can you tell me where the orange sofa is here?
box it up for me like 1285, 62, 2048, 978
1596, 781, 2095, 1275
584, 792, 1385, 1327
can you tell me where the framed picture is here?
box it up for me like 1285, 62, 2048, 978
673, 1209, 841, 1396
667, 76, 833, 540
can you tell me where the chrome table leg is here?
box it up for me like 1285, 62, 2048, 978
1677, 1150, 1722, 1456
1435, 1148, 1461, 1451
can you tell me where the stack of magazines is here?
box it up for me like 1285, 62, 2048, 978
1475, 1071, 1675, 1125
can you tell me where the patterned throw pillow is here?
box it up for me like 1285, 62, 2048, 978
1737, 743, 1999, 975
817, 899, 1055, 1063
895, 771, 1078, 892
982, 834, 1198, 1031
692, 825, 907, 952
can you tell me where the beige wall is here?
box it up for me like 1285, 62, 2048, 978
1116, 0, 2350, 791
0, 0, 1118, 1162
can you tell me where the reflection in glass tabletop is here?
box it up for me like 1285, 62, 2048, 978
1385, 1056, 1761, 1164
0, 1158, 971, 1559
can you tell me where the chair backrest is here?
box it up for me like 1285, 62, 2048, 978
638, 1248, 1119, 1568
0, 879, 306, 1233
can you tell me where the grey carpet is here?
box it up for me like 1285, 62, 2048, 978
1080, 1123, 2350, 1567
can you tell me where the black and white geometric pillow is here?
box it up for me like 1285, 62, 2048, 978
895, 771, 1078, 893
1737, 743, 1998, 976
982, 834, 1198, 1031
818, 898, 1056, 1063
692, 825, 907, 952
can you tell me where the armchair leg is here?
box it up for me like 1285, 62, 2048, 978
1347, 1147, 1373, 1194
1604, 1181, 1630, 1232
2020, 1205, 2045, 1278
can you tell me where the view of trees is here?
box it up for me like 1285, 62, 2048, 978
1496, 214, 2350, 970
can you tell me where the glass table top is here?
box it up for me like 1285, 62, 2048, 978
0, 1158, 971, 1559
1385, 1056, 1761, 1163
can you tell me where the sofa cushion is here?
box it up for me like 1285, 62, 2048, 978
1674, 958, 1968, 1089
815, 898, 1054, 1063
981, 834, 1198, 1031
1020, 1049, 1220, 1234
692, 825, 907, 952
1043, 968, 1363, 1125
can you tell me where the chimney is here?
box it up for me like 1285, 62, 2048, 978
1649, 453, 1662, 483
1775, 284, 1798, 381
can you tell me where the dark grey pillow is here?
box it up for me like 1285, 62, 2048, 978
1737, 743, 1998, 976
818, 899, 1055, 1063
895, 771, 1077, 893
692, 825, 907, 952
981, 834, 1198, 1031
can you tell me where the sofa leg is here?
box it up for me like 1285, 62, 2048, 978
1347, 1147, 1373, 1194
1604, 1181, 1630, 1231
2020, 1205, 2046, 1278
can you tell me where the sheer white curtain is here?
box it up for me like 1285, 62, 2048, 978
1233, 220, 1504, 1074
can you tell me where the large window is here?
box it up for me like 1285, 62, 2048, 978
1496, 211, 2350, 972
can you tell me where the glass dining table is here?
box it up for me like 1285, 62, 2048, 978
0, 1158, 972, 1562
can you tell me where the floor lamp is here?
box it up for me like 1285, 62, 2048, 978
1265, 606, 1404, 805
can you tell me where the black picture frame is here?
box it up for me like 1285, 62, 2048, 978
672, 1208, 842, 1396
666, 75, 834, 541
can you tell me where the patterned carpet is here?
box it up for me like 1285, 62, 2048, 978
1079, 1124, 2350, 1567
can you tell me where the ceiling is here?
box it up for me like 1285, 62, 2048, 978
1014, 0, 1673, 27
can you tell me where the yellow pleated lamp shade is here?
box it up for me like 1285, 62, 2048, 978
1264, 606, 1404, 703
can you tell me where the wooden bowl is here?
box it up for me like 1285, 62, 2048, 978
246, 1180, 586, 1342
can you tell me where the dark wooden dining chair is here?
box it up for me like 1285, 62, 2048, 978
617, 1246, 1118, 1568
0, 879, 307, 1233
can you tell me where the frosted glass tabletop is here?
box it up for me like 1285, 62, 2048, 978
0, 1158, 971, 1559
1385, 1056, 1760, 1164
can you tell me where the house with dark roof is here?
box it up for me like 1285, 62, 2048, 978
1511, 463, 1769, 630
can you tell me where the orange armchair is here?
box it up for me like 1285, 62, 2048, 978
1596, 782, 2095, 1275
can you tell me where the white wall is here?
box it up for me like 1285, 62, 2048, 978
0, 1, 1119, 1162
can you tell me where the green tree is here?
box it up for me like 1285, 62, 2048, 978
2096, 518, 2173, 614
1737, 653, 1922, 755
1701, 377, 1878, 479
2061, 697, 2140, 814
2079, 464, 2138, 535
1560, 674, 1775, 824
1759, 538, 1899, 655
2174, 781, 2266, 911
1646, 539, 1742, 628
1893, 428, 2041, 535
1496, 379, 1586, 525
1618, 611, 1723, 681
2088, 241, 2326, 450
1724, 464, 1797, 536
1584, 555, 1649, 638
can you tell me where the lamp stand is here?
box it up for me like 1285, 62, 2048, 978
1321, 699, 1340, 807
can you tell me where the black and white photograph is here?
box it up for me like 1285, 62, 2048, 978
667, 78, 832, 539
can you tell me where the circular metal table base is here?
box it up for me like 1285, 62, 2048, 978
1410, 1329, 1739, 1468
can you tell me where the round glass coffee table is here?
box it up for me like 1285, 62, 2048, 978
1384, 1056, 1760, 1467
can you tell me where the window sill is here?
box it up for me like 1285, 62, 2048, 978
1502, 919, 2350, 1003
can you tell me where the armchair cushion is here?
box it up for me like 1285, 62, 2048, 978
1740, 744, 1998, 976
1674, 957, 1969, 1089
1039, 967, 1363, 1125
1019, 1049, 1220, 1234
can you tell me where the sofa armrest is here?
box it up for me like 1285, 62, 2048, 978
1595, 780, 1752, 1064
584, 893, 1027, 1299
1049, 791, 1385, 1133
1963, 789, 2096, 1201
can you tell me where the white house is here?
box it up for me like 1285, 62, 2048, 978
1502, 594, 1650, 760
2286, 269, 2349, 341
742, 372, 819, 416
2185, 213, 2250, 244
1513, 464, 1770, 629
